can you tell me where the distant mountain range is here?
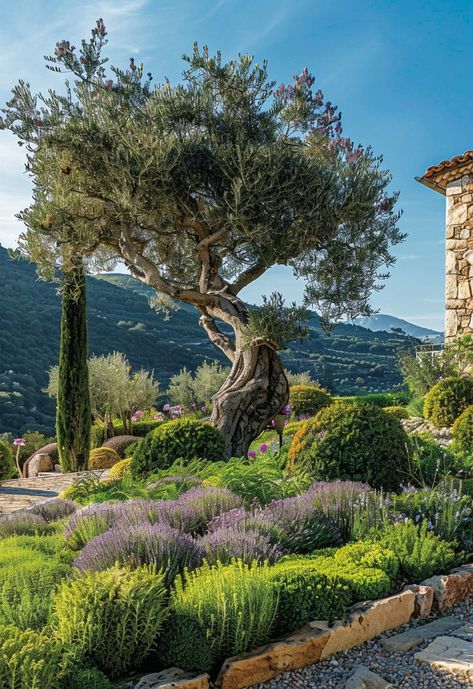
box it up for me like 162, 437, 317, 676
0, 246, 415, 435
352, 314, 443, 341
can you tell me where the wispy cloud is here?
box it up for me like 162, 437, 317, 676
398, 254, 422, 261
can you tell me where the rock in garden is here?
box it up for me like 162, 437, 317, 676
26, 452, 54, 477
335, 665, 393, 689
134, 668, 209, 689
382, 616, 462, 651
422, 564, 473, 612
415, 635, 473, 680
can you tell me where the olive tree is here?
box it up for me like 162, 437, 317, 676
1, 20, 403, 456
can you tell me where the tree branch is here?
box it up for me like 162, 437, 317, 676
198, 310, 236, 362
231, 261, 268, 294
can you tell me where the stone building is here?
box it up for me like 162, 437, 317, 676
417, 152, 473, 343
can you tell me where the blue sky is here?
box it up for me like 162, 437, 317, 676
0, 0, 472, 330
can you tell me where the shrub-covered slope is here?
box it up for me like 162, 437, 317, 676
0, 246, 412, 434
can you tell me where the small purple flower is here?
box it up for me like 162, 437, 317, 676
259, 443, 268, 454
248, 450, 257, 459
271, 419, 275, 427
191, 402, 196, 409
13, 438, 25, 446
154, 413, 163, 420
163, 403, 171, 412
201, 405, 207, 414
132, 410, 143, 421
282, 404, 291, 415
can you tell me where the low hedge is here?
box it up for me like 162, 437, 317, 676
268, 558, 350, 634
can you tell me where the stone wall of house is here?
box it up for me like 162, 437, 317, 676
445, 175, 473, 342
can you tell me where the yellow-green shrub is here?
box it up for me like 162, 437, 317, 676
53, 565, 167, 677
383, 405, 410, 420
452, 405, 473, 455
0, 624, 66, 688
89, 447, 121, 470
289, 385, 332, 417
107, 457, 132, 479
424, 376, 473, 428
0, 440, 14, 481
283, 420, 307, 437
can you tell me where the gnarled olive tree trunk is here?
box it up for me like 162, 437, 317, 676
197, 293, 289, 457
211, 341, 288, 457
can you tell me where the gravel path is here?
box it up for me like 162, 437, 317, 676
252, 598, 473, 689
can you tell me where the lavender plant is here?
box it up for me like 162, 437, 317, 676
74, 522, 202, 586
307, 480, 372, 542
0, 512, 50, 539
30, 498, 77, 522
167, 487, 245, 534
199, 527, 282, 565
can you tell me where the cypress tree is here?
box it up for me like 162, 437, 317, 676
56, 258, 91, 472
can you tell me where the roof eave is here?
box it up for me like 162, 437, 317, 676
415, 175, 446, 196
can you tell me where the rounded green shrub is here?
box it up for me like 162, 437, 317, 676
424, 376, 473, 428
107, 457, 132, 479
383, 405, 410, 420
289, 384, 332, 417
452, 405, 473, 455
0, 624, 67, 688
131, 419, 226, 477
268, 558, 351, 635
88, 447, 121, 470
0, 439, 14, 480
288, 403, 409, 491
334, 542, 399, 581
53, 565, 167, 677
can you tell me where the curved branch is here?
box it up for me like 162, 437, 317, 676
231, 261, 268, 294
198, 311, 236, 363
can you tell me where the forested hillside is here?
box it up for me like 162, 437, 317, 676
0, 247, 414, 435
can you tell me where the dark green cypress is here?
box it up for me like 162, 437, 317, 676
56, 258, 91, 472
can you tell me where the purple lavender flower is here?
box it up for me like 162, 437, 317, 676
307, 480, 372, 541
30, 498, 77, 522
199, 526, 282, 565
0, 511, 49, 538
261, 494, 341, 553
74, 522, 202, 586
167, 487, 245, 534
64, 502, 127, 549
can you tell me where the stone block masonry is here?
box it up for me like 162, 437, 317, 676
445, 175, 473, 342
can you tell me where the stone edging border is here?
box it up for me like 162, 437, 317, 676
148, 563, 473, 689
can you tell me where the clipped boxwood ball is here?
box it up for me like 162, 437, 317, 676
108, 457, 133, 479
452, 404, 473, 455
131, 418, 226, 476
424, 376, 473, 428
288, 402, 409, 491
289, 385, 332, 417
89, 447, 121, 470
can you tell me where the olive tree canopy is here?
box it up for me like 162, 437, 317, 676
1, 20, 404, 455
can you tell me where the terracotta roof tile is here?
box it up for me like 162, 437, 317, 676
417, 151, 473, 194
422, 151, 473, 179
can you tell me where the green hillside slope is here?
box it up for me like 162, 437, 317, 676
0, 247, 412, 435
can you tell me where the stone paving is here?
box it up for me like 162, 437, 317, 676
0, 474, 77, 513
